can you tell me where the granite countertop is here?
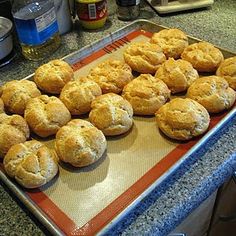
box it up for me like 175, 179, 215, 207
0, 0, 236, 235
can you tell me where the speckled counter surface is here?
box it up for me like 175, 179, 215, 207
0, 0, 236, 235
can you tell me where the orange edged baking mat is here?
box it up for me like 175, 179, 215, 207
1, 29, 235, 236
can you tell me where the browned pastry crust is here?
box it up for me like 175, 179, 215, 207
156, 98, 210, 140
24, 95, 71, 137
122, 74, 170, 115
216, 56, 236, 90
60, 77, 102, 115
123, 41, 166, 74
89, 93, 133, 136
0, 98, 4, 113
55, 119, 107, 167
1, 80, 41, 115
34, 59, 74, 94
150, 28, 189, 59
3, 140, 58, 189
155, 58, 199, 94
88, 59, 133, 94
181, 42, 224, 72
0, 113, 30, 158
187, 76, 236, 113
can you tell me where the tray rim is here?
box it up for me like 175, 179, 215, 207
99, 107, 236, 235
1, 19, 236, 236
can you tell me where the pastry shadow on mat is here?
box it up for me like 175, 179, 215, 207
58, 151, 110, 190
156, 125, 201, 145
133, 115, 156, 122
59, 149, 108, 173
30, 133, 55, 147
106, 123, 138, 153
171, 91, 187, 99
71, 113, 89, 120
25, 171, 60, 193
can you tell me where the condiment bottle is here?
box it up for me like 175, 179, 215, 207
76, 0, 108, 30
116, 0, 140, 21
12, 0, 61, 61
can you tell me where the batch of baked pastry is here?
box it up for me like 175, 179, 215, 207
0, 28, 235, 189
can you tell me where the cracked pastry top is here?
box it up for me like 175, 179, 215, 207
216, 56, 236, 90
187, 76, 236, 113
155, 98, 210, 141
181, 41, 224, 72
24, 95, 71, 138
34, 59, 74, 94
3, 140, 58, 189
150, 28, 189, 59
0, 80, 41, 115
123, 41, 166, 74
89, 93, 133, 136
0, 113, 30, 158
88, 59, 133, 94
60, 77, 102, 115
55, 119, 107, 167
122, 74, 170, 115
155, 58, 199, 94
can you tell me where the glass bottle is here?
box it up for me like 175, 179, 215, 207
116, 0, 140, 21
12, 0, 61, 61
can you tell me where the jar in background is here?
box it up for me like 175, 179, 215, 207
116, 0, 140, 21
76, 0, 107, 30
54, 0, 72, 35
12, 0, 61, 61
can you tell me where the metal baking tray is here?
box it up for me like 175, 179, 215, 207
0, 19, 235, 236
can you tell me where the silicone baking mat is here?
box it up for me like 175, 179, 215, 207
0, 20, 235, 236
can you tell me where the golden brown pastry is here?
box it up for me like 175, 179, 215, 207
60, 77, 102, 115
181, 42, 224, 72
24, 95, 71, 137
3, 140, 58, 189
187, 76, 236, 113
216, 56, 236, 90
89, 93, 133, 136
55, 119, 107, 167
156, 98, 210, 141
155, 58, 199, 94
0, 98, 4, 113
1, 80, 41, 115
0, 113, 30, 158
122, 74, 170, 115
34, 59, 74, 94
150, 28, 189, 59
123, 41, 166, 74
88, 59, 133, 94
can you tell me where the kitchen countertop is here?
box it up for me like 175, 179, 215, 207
0, 0, 236, 235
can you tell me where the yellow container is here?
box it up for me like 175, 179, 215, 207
76, 0, 107, 30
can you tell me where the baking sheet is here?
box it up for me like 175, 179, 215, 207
0, 20, 235, 236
